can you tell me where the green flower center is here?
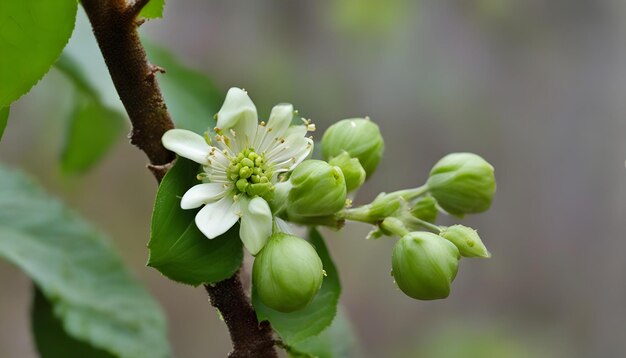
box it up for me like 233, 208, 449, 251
228, 148, 274, 197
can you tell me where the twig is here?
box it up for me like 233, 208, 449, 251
80, 1, 277, 356
205, 272, 278, 358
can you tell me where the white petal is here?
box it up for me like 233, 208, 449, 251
162, 129, 211, 165
194, 196, 239, 239
208, 147, 231, 171
284, 124, 307, 139
269, 136, 314, 172
239, 196, 273, 255
266, 103, 293, 138
181, 183, 228, 209
216, 88, 258, 148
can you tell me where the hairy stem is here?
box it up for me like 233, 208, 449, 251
205, 273, 278, 358
80, 1, 276, 356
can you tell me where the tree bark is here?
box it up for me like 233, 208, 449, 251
205, 273, 278, 358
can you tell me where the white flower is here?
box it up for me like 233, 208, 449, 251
162, 88, 314, 255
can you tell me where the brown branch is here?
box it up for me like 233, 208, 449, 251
80, 1, 277, 357
205, 273, 278, 358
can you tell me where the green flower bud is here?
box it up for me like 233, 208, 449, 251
411, 195, 438, 223
426, 153, 496, 216
368, 193, 402, 220
287, 160, 347, 217
328, 151, 366, 192
392, 232, 460, 300
440, 225, 490, 258
253, 233, 324, 312
379, 217, 410, 237
321, 118, 384, 177
267, 180, 291, 215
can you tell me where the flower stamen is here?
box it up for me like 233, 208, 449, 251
227, 148, 274, 198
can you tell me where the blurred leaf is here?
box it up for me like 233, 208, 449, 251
56, 54, 125, 174
32, 287, 114, 358
61, 100, 124, 173
0, 107, 9, 141
55, 53, 98, 97
253, 228, 341, 344
149, 157, 243, 286
289, 308, 358, 358
0, 0, 77, 108
412, 324, 538, 358
0, 165, 170, 358
140, 0, 165, 19
331, 0, 409, 36
144, 42, 222, 134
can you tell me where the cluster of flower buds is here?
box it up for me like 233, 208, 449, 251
166, 87, 496, 309
317, 124, 496, 300
266, 115, 495, 302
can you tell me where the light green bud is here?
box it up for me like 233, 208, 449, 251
287, 160, 347, 217
253, 233, 324, 312
411, 195, 438, 223
267, 181, 291, 215
426, 153, 496, 216
321, 118, 384, 177
379, 217, 409, 237
328, 151, 366, 192
392, 232, 460, 300
368, 193, 402, 220
440, 225, 490, 258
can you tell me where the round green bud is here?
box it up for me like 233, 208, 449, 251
440, 225, 490, 258
328, 151, 366, 192
411, 195, 438, 223
391, 232, 460, 300
426, 153, 496, 216
287, 160, 347, 217
253, 233, 324, 312
321, 118, 384, 177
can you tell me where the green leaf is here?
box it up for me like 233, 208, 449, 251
61, 99, 125, 173
253, 228, 341, 344
149, 157, 243, 286
144, 42, 222, 134
289, 308, 358, 358
139, 0, 165, 19
32, 287, 114, 358
55, 53, 99, 98
0, 107, 9, 141
56, 54, 126, 174
0, 165, 170, 358
0, 0, 77, 108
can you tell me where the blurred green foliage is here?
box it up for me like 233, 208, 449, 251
55, 54, 125, 174
0, 165, 170, 357
32, 288, 114, 358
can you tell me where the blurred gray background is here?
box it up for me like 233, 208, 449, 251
2, 0, 626, 356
